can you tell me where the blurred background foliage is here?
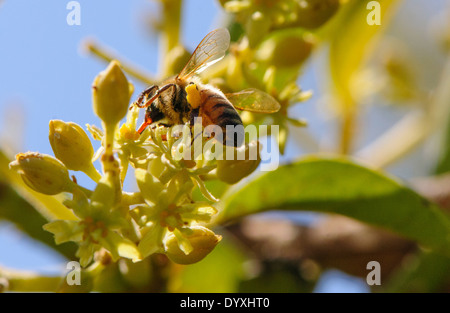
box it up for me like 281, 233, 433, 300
2, 0, 450, 292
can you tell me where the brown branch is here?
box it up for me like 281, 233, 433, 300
226, 215, 416, 280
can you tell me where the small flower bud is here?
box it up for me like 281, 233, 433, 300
245, 11, 271, 48
165, 226, 222, 265
92, 60, 131, 126
223, 0, 251, 12
255, 29, 315, 68
217, 141, 261, 184
49, 120, 95, 172
9, 152, 73, 195
293, 0, 340, 29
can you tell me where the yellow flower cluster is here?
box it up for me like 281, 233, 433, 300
9, 61, 260, 267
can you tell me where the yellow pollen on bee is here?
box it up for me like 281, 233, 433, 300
185, 84, 202, 109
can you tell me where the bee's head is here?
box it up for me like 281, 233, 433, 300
147, 102, 165, 123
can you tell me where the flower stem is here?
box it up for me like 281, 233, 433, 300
101, 123, 118, 174
122, 192, 145, 206
0, 267, 62, 292
339, 105, 357, 155
100, 123, 122, 204
84, 163, 102, 183
73, 184, 94, 198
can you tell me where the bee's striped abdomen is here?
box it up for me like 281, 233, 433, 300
201, 91, 244, 147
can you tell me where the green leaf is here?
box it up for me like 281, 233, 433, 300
219, 157, 450, 255
0, 180, 77, 259
384, 251, 450, 292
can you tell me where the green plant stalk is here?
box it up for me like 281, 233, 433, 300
74, 184, 94, 198
328, 0, 403, 155
159, 0, 182, 77
83, 163, 102, 183
339, 105, 357, 155
355, 111, 431, 168
101, 123, 119, 174
0, 267, 62, 292
356, 56, 450, 168
100, 123, 122, 205
122, 192, 145, 206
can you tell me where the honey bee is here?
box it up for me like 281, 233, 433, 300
133, 28, 280, 147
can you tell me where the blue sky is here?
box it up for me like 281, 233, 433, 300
0, 0, 222, 154
0, 0, 446, 293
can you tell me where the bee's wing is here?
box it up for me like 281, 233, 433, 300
226, 88, 281, 113
177, 28, 230, 80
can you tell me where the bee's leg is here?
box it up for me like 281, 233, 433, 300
155, 83, 177, 111
187, 108, 200, 148
189, 108, 199, 127
141, 83, 177, 108
132, 85, 159, 109
136, 84, 177, 135
159, 83, 177, 94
